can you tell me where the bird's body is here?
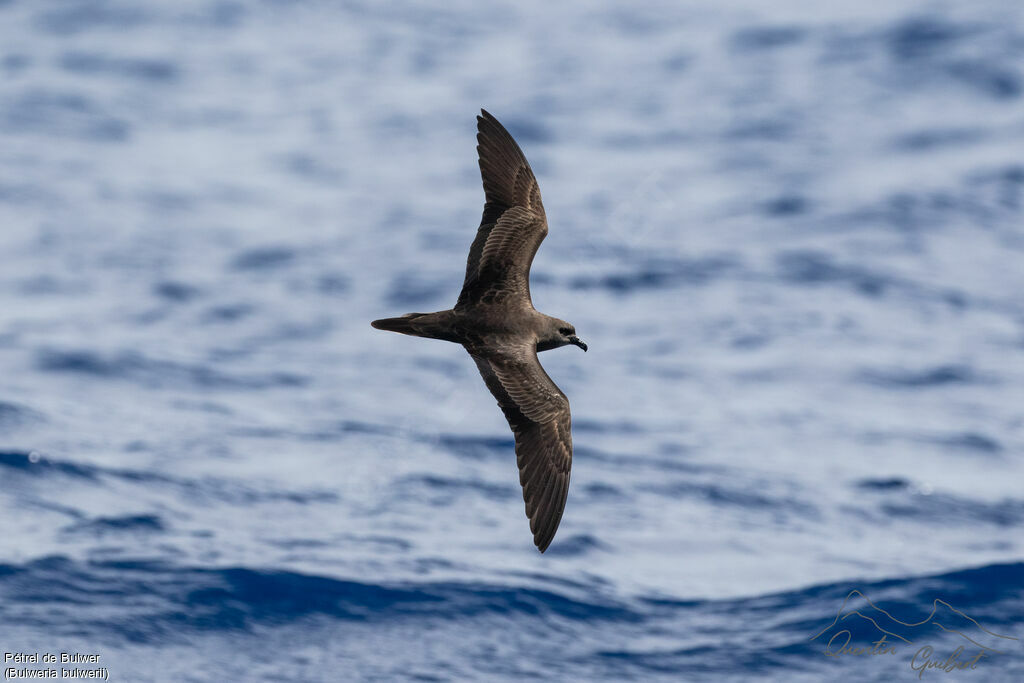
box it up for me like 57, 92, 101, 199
373, 306, 566, 350
372, 110, 586, 552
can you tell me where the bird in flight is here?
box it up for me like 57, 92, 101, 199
372, 109, 586, 553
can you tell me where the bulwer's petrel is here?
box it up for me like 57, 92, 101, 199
372, 110, 586, 553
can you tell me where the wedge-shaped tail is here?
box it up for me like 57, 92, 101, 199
371, 310, 460, 343
371, 313, 427, 336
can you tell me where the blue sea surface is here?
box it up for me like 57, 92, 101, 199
1, 1, 1023, 680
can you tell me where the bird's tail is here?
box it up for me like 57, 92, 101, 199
371, 313, 427, 336
371, 311, 460, 342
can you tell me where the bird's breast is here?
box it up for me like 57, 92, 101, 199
455, 305, 537, 344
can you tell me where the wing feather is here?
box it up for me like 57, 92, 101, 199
458, 110, 548, 308
470, 348, 571, 552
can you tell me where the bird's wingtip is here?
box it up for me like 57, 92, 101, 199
478, 109, 499, 129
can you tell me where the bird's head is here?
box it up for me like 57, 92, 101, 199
539, 317, 587, 352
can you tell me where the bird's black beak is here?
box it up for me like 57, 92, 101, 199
569, 335, 587, 352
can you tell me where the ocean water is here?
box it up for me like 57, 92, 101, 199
1, 0, 1023, 680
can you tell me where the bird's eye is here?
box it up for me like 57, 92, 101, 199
560, 327, 573, 336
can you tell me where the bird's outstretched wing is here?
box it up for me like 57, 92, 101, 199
469, 346, 571, 552
458, 110, 548, 309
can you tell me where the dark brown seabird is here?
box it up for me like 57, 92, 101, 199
371, 109, 586, 553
